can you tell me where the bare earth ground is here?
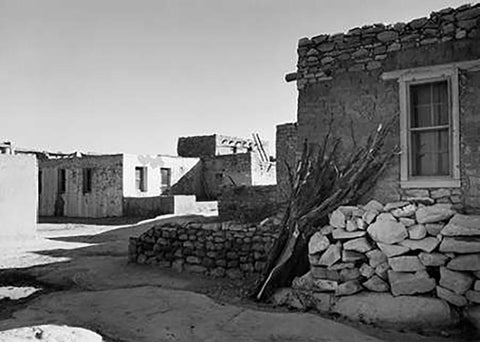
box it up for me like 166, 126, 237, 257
0, 215, 466, 341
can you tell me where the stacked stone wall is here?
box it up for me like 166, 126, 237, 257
128, 218, 279, 279
218, 185, 283, 222
290, 198, 480, 313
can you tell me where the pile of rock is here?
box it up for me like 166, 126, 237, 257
293, 199, 480, 307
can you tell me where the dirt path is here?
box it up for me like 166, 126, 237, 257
0, 215, 460, 341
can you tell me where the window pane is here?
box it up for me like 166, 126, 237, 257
411, 129, 449, 176
411, 81, 448, 128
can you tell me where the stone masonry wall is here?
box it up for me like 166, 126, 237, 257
293, 4, 480, 211
128, 218, 279, 279
291, 198, 480, 314
276, 122, 298, 200
218, 185, 283, 222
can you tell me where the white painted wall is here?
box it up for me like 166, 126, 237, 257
0, 154, 37, 238
123, 154, 199, 197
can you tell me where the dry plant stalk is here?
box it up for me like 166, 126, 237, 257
253, 117, 399, 301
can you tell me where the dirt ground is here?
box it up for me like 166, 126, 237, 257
0, 214, 469, 341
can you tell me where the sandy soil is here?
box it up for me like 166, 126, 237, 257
0, 215, 465, 341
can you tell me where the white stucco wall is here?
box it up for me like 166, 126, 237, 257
0, 154, 37, 238
123, 154, 200, 198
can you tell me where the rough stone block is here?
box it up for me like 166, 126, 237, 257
399, 237, 440, 253
335, 280, 363, 296
384, 201, 409, 211
332, 229, 366, 240
342, 250, 366, 263
308, 232, 330, 254
391, 204, 417, 218
340, 268, 361, 282
436, 286, 468, 307
425, 223, 445, 236
447, 254, 480, 271
333, 293, 457, 328
311, 267, 341, 281
366, 249, 387, 268
418, 252, 448, 267
329, 209, 346, 228
408, 224, 427, 240
363, 275, 390, 292
362, 200, 384, 212
440, 237, 480, 254
367, 220, 408, 244
318, 242, 342, 266
399, 217, 416, 227
466, 290, 480, 304
360, 263, 375, 278
439, 267, 474, 295
375, 262, 390, 280
415, 204, 455, 224
343, 237, 373, 253
388, 270, 436, 296
377, 242, 410, 257
441, 214, 480, 236
388, 256, 425, 272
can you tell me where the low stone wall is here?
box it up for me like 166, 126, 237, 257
290, 198, 480, 321
128, 218, 279, 278
123, 195, 197, 217
218, 185, 284, 222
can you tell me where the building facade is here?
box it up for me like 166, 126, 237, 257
282, 4, 480, 213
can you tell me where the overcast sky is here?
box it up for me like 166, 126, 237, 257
0, 0, 470, 155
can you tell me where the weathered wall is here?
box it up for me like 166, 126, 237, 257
38, 155, 123, 218
293, 4, 480, 210
123, 195, 197, 217
128, 219, 279, 279
0, 154, 37, 238
460, 69, 480, 213
276, 122, 298, 199
177, 135, 217, 157
122, 154, 200, 198
218, 185, 283, 222
201, 153, 253, 198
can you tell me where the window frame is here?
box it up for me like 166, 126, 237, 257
82, 168, 93, 194
397, 67, 460, 188
135, 166, 148, 192
160, 167, 171, 194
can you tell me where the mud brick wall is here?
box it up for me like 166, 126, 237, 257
177, 135, 217, 157
292, 4, 480, 212
276, 123, 298, 200
128, 219, 279, 279
218, 185, 283, 222
294, 198, 480, 312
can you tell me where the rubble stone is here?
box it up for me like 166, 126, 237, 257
363, 275, 390, 292
362, 200, 384, 212
329, 209, 346, 228
418, 252, 448, 267
377, 242, 410, 257
439, 237, 480, 253
415, 204, 455, 224
447, 254, 480, 271
343, 237, 373, 253
399, 217, 416, 227
436, 286, 468, 307
335, 280, 363, 296
388, 256, 425, 272
342, 250, 365, 263
308, 232, 330, 254
441, 214, 480, 236
439, 267, 474, 295
384, 201, 409, 211
360, 263, 375, 278
367, 220, 408, 244
408, 224, 426, 240
318, 243, 342, 266
425, 223, 445, 236
366, 249, 387, 268
340, 268, 361, 281
332, 229, 366, 240
375, 262, 390, 280
391, 204, 417, 218
399, 237, 440, 253
388, 270, 436, 296
466, 290, 480, 304
311, 267, 341, 281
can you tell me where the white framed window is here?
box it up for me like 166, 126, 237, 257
382, 63, 465, 188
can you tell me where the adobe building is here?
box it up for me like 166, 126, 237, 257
38, 153, 200, 218
281, 3, 480, 213
0, 142, 38, 238
177, 134, 276, 199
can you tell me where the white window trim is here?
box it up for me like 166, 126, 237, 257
381, 61, 477, 189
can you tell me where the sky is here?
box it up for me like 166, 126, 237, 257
0, 0, 471, 156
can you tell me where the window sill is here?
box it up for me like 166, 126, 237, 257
400, 178, 460, 189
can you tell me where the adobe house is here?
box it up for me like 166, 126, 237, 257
177, 134, 276, 199
38, 153, 200, 218
0, 142, 38, 238
282, 4, 480, 213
